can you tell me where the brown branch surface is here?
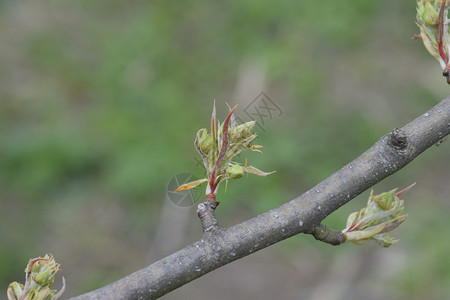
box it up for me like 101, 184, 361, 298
70, 97, 450, 300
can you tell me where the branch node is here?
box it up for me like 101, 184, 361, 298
390, 128, 408, 150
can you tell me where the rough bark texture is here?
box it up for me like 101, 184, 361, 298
70, 97, 450, 300
196, 200, 219, 233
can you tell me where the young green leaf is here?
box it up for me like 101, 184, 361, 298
174, 178, 208, 192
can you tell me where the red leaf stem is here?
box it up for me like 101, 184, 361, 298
209, 105, 237, 192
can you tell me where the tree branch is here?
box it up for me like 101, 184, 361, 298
70, 97, 450, 300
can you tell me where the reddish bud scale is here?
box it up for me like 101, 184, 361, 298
438, 0, 448, 64
210, 106, 237, 192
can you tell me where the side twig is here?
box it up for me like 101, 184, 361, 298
309, 224, 346, 246
197, 198, 220, 233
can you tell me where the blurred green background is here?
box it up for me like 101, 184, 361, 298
1, 1, 449, 299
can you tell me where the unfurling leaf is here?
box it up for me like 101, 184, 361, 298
174, 178, 208, 192
342, 184, 414, 247
415, 0, 450, 83
243, 165, 276, 177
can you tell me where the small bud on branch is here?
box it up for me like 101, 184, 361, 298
175, 103, 274, 205
7, 254, 65, 300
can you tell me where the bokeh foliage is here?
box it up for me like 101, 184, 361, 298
0, 0, 449, 299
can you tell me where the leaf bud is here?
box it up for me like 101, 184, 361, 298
226, 164, 244, 179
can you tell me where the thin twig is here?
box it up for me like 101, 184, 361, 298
197, 199, 220, 233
